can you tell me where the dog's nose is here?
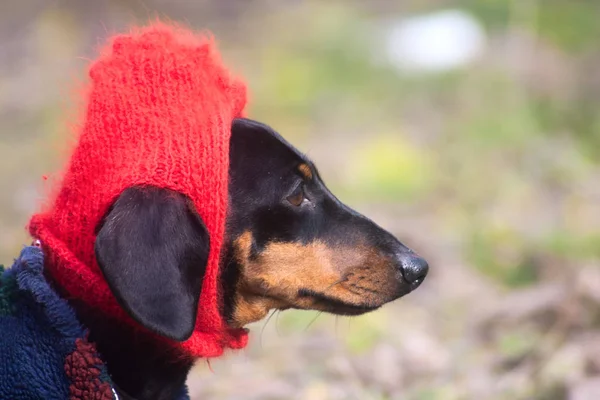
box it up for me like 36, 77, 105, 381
398, 254, 429, 289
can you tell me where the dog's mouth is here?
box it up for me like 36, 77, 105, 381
294, 275, 423, 316
226, 278, 420, 327
296, 288, 382, 316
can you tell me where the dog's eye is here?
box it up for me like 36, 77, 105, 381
287, 185, 306, 207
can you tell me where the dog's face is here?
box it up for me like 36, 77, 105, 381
95, 118, 427, 341
222, 119, 428, 327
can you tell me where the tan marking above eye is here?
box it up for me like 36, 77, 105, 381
227, 231, 401, 328
297, 163, 313, 180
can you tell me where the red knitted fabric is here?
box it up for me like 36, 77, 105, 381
28, 22, 249, 357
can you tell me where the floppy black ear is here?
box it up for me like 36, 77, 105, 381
95, 186, 209, 341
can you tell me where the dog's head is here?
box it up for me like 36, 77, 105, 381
222, 119, 428, 327
94, 118, 428, 340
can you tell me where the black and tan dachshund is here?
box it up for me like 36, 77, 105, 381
79, 118, 429, 399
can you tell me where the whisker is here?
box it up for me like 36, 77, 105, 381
322, 277, 347, 294
259, 310, 277, 349
275, 310, 282, 337
304, 311, 323, 331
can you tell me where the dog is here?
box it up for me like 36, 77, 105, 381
77, 117, 429, 399
0, 23, 429, 400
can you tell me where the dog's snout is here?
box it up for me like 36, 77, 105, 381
398, 253, 429, 288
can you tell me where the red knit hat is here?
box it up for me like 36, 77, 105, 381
28, 22, 249, 357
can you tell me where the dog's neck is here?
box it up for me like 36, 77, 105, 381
45, 246, 243, 400
67, 299, 194, 400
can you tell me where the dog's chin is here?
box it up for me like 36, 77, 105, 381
228, 281, 422, 328
294, 286, 416, 317
297, 298, 381, 316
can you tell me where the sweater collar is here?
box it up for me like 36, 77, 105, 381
3, 245, 191, 400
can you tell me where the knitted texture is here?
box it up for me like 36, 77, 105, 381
28, 22, 249, 357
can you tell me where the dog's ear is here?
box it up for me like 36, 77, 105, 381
230, 118, 305, 188
230, 118, 300, 164
95, 186, 209, 341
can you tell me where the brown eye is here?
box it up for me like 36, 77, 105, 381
287, 185, 305, 207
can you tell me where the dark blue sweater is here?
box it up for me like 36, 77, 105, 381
0, 246, 190, 400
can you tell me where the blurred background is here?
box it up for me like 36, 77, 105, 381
1, 1, 599, 399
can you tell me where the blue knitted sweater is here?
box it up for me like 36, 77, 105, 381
0, 246, 190, 400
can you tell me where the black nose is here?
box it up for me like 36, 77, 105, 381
399, 254, 429, 288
